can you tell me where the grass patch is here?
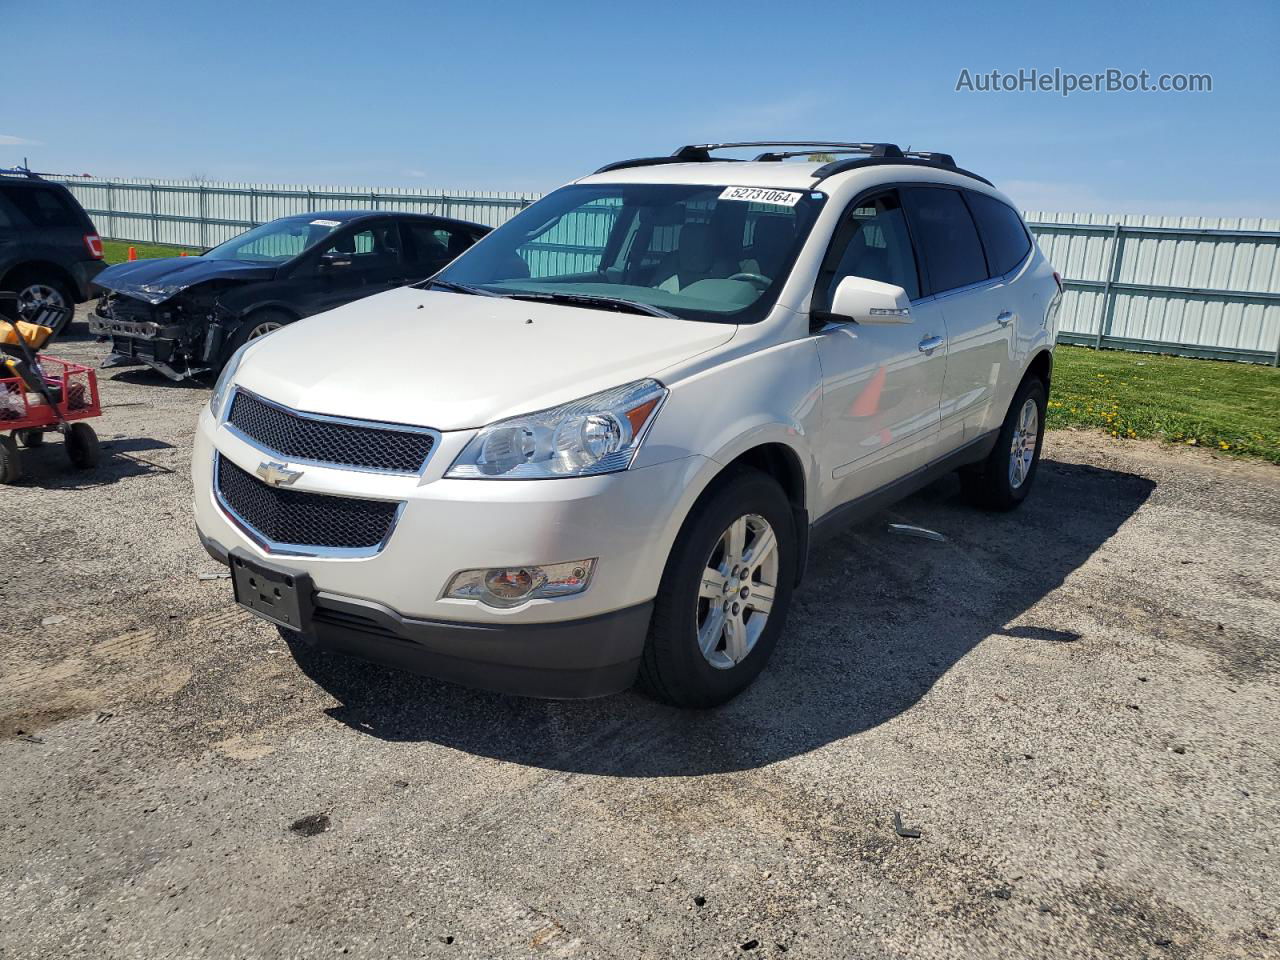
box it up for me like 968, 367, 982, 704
101, 240, 203, 264
1048, 345, 1280, 463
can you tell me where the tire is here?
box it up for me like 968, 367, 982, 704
13, 274, 76, 337
64, 422, 100, 469
16, 429, 44, 448
961, 377, 1047, 510
639, 468, 797, 708
219, 309, 293, 368
0, 434, 22, 484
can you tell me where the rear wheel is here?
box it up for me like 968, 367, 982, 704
64, 422, 100, 469
0, 434, 22, 484
14, 275, 75, 337
639, 468, 797, 708
16, 429, 45, 448
961, 377, 1047, 510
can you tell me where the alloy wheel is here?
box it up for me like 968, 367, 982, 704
18, 283, 67, 315
695, 513, 779, 670
1009, 397, 1039, 489
246, 321, 282, 340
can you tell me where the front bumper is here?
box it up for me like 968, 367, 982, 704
200, 529, 649, 698
193, 403, 710, 697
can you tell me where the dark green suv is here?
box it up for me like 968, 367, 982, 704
0, 168, 105, 337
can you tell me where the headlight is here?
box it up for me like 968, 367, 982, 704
446, 379, 666, 479
209, 343, 250, 419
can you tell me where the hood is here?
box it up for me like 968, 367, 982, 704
235, 287, 736, 430
95, 257, 276, 304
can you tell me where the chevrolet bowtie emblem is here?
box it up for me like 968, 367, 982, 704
256, 461, 303, 486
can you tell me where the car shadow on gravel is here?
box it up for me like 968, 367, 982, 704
289, 458, 1155, 777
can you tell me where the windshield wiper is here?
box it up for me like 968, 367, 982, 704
424, 278, 501, 297
504, 291, 677, 318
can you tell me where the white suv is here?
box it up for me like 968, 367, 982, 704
193, 141, 1061, 707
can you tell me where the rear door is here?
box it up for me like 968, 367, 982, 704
812, 189, 947, 505
901, 186, 1013, 452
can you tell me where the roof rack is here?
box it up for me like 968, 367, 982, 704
592, 142, 991, 186
593, 141, 905, 175
0, 165, 41, 180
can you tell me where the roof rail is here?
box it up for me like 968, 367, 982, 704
811, 154, 992, 187
904, 151, 956, 167
0, 166, 41, 180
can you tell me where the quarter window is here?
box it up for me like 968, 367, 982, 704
901, 187, 988, 294
966, 191, 1032, 277
3, 186, 82, 228
819, 191, 920, 303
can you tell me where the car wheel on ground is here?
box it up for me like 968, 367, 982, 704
64, 422, 100, 469
221, 309, 293, 367
639, 468, 797, 708
15, 276, 75, 336
16, 428, 44, 448
961, 376, 1047, 510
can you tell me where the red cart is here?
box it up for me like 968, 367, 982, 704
1, 295, 102, 484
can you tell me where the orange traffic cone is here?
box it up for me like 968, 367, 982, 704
179, 251, 188, 257
127, 246, 137, 261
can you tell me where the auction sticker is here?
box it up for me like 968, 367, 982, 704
718, 186, 804, 207
310, 219, 342, 227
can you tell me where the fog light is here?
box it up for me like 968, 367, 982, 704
446, 559, 596, 608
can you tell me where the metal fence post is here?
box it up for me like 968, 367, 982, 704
1095, 223, 1124, 349
306, 189, 315, 213
149, 183, 158, 244
105, 181, 115, 240
249, 187, 258, 227
198, 184, 208, 249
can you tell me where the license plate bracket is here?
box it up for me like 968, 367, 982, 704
229, 550, 314, 632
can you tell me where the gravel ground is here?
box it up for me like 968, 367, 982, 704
2, 310, 1278, 959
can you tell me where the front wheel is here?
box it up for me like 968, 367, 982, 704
961, 377, 1047, 510
218, 309, 293, 369
639, 468, 797, 708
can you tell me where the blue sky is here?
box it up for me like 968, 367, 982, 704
4, 0, 1277, 216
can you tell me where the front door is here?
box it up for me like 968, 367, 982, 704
811, 189, 947, 506
293, 220, 408, 316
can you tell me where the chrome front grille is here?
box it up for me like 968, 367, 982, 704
226, 389, 436, 474
215, 455, 401, 553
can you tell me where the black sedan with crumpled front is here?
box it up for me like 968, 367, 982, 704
90, 210, 488, 380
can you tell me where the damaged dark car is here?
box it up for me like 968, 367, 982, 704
89, 210, 489, 380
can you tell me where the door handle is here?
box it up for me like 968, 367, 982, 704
997, 310, 1014, 326
918, 335, 945, 354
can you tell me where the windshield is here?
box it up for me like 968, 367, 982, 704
204, 217, 344, 263
432, 183, 825, 323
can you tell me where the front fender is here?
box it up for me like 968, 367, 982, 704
635, 336, 823, 512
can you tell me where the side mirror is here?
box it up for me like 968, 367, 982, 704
320, 251, 353, 270
822, 276, 912, 325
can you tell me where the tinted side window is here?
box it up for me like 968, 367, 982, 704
3, 186, 83, 228
966, 192, 1031, 276
404, 222, 473, 269
321, 223, 399, 264
901, 187, 988, 293
819, 190, 920, 303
